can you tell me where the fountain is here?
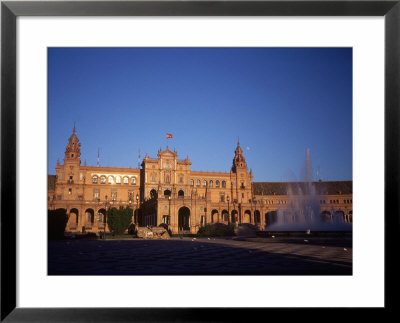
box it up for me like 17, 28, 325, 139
263, 148, 352, 237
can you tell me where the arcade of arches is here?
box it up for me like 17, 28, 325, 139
48, 127, 353, 235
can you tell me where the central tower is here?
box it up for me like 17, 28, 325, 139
230, 140, 253, 208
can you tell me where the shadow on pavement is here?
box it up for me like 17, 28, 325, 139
48, 238, 352, 276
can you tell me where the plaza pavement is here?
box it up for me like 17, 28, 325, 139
48, 236, 352, 275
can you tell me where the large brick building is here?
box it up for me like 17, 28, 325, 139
48, 127, 353, 234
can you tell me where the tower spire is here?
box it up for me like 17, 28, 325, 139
232, 139, 246, 172
64, 125, 81, 163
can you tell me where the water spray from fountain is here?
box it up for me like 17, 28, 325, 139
268, 148, 352, 232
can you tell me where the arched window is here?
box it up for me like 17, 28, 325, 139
190, 179, 194, 186
222, 180, 226, 188
115, 176, 121, 184
164, 190, 171, 197
209, 180, 213, 188
131, 177, 137, 185
123, 176, 129, 184
179, 176, 183, 183
196, 179, 200, 187
203, 180, 207, 187
92, 175, 98, 184
150, 189, 157, 199
216, 180, 220, 188
108, 176, 114, 184
166, 174, 170, 183
178, 190, 184, 198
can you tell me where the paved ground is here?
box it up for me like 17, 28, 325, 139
48, 236, 352, 275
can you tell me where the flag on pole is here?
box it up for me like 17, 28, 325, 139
166, 133, 173, 139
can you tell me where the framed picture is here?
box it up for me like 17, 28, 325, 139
1, 0, 398, 321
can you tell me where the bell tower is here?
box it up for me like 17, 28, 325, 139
64, 124, 81, 165
230, 140, 253, 206
232, 140, 247, 173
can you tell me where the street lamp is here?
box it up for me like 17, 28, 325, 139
168, 195, 171, 227
227, 195, 230, 225
136, 193, 139, 225
103, 195, 108, 240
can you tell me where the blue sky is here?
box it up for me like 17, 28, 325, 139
48, 48, 352, 182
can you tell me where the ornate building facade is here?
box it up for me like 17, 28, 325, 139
48, 127, 353, 235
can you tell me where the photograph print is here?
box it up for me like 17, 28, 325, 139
47, 47, 352, 275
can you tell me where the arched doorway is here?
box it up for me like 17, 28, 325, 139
97, 208, 106, 230
97, 208, 106, 222
231, 210, 238, 223
265, 211, 277, 227
85, 208, 94, 227
254, 210, 261, 224
211, 209, 219, 223
243, 210, 251, 223
178, 207, 190, 231
69, 208, 79, 228
320, 211, 331, 223
334, 210, 345, 223
221, 209, 229, 222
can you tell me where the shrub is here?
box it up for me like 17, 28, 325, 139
107, 206, 133, 235
197, 223, 236, 237
48, 208, 69, 240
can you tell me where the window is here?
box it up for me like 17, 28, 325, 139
92, 175, 98, 184
100, 176, 106, 184
111, 190, 117, 201
57, 195, 61, 200
78, 195, 83, 201
166, 174, 170, 183
220, 193, 225, 202
68, 188, 72, 195
132, 177, 137, 185
209, 180, 213, 188
216, 180, 220, 188
116, 176, 121, 184
203, 180, 207, 187
128, 190, 134, 201
222, 180, 226, 188
196, 179, 200, 187
93, 189, 100, 200
123, 177, 129, 184
190, 179, 194, 186
151, 173, 156, 183
108, 176, 114, 184
179, 176, 183, 184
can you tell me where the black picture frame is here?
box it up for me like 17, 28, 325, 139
1, 0, 398, 321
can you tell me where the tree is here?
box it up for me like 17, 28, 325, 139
48, 208, 69, 240
107, 206, 133, 235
